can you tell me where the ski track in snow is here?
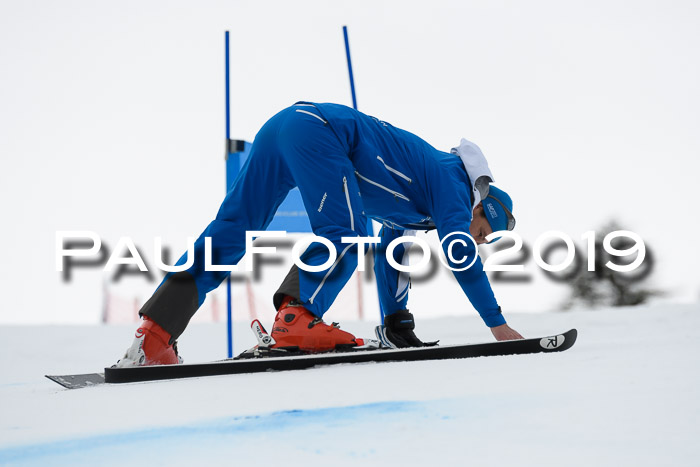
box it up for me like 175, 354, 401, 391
1, 303, 699, 466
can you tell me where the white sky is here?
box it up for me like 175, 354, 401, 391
1, 0, 699, 324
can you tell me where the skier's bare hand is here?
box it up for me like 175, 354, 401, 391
491, 324, 524, 341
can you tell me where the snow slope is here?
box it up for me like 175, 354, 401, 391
1, 303, 699, 466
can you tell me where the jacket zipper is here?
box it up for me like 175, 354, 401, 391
342, 176, 355, 232
355, 171, 410, 201
309, 176, 355, 305
376, 156, 412, 184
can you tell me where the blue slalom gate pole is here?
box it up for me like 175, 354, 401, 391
224, 31, 233, 359
342, 26, 358, 110
343, 25, 385, 323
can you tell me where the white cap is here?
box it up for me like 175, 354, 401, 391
450, 138, 495, 212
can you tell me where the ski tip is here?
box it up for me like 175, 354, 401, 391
539, 328, 577, 352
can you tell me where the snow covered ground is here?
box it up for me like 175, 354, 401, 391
1, 303, 699, 466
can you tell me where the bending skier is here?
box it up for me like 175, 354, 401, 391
117, 102, 523, 366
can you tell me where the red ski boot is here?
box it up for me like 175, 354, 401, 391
115, 316, 183, 367
270, 296, 358, 352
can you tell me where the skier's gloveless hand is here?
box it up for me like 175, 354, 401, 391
490, 323, 524, 341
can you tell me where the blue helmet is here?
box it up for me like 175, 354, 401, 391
482, 185, 515, 241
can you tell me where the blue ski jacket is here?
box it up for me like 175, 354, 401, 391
169, 101, 505, 329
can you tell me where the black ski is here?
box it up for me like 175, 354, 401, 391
45, 329, 577, 389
